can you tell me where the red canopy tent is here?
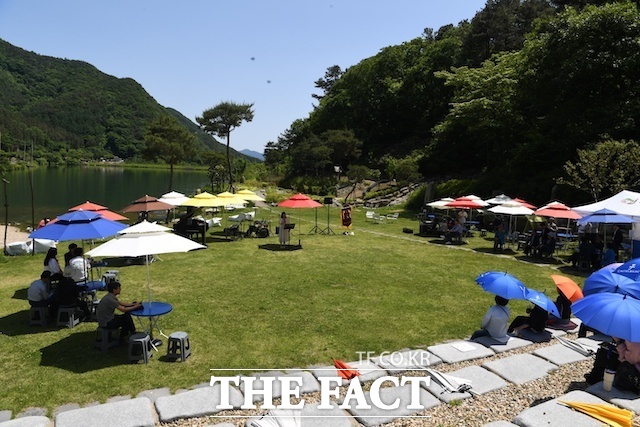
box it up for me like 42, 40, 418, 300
513, 198, 537, 210
535, 201, 582, 220
278, 194, 322, 245
444, 197, 485, 210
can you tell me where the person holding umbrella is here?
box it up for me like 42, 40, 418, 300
508, 304, 548, 336
471, 296, 510, 343
96, 281, 141, 344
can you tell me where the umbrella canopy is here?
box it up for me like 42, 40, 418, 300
485, 194, 512, 205
475, 271, 528, 300
488, 201, 534, 216
28, 210, 128, 242
577, 208, 636, 225
68, 201, 128, 221
426, 198, 454, 210
444, 197, 485, 210
278, 193, 323, 209
122, 195, 174, 213
513, 198, 537, 210
181, 192, 226, 208
559, 401, 633, 427
237, 189, 266, 202
525, 288, 561, 318
464, 195, 489, 206
535, 201, 582, 220
572, 292, 640, 341
584, 264, 640, 299
551, 275, 584, 302
614, 258, 640, 281
86, 220, 206, 302
216, 191, 249, 206
158, 191, 190, 207
332, 359, 359, 380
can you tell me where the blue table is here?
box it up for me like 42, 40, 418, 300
131, 301, 173, 346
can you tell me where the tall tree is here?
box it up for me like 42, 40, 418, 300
197, 102, 254, 190
142, 115, 198, 191
312, 65, 344, 103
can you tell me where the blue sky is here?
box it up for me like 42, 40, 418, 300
0, 0, 487, 153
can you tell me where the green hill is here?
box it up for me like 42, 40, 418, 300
0, 38, 248, 165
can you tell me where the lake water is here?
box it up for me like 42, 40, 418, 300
1, 167, 208, 226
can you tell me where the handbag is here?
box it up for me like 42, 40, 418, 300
614, 361, 640, 393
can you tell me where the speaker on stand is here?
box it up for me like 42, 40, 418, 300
308, 201, 322, 234
321, 197, 335, 235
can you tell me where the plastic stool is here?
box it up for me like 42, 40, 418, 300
29, 306, 47, 326
95, 327, 120, 352
128, 333, 153, 364
57, 305, 80, 328
102, 270, 120, 284
166, 331, 191, 362
90, 299, 100, 322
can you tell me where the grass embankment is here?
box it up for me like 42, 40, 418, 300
0, 207, 583, 415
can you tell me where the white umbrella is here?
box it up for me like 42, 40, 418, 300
427, 198, 454, 210
86, 221, 206, 303
158, 191, 190, 207
488, 201, 534, 236
485, 194, 513, 205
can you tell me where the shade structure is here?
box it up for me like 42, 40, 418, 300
28, 210, 128, 242
475, 271, 528, 300
572, 292, 640, 342
237, 189, 266, 202
550, 274, 584, 302
181, 192, 226, 208
488, 201, 534, 216
158, 191, 190, 207
577, 208, 636, 225
278, 193, 323, 209
614, 258, 640, 282
426, 198, 454, 210
583, 263, 640, 299
513, 198, 537, 210
485, 194, 512, 205
444, 197, 485, 210
464, 195, 489, 206
216, 191, 249, 206
86, 220, 206, 303
534, 201, 582, 220
122, 195, 174, 213
525, 288, 561, 318
68, 201, 128, 221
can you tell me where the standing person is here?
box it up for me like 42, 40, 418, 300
611, 225, 624, 260
27, 271, 58, 318
493, 224, 506, 252
43, 247, 63, 281
96, 281, 141, 344
457, 209, 467, 225
278, 211, 289, 247
64, 243, 78, 266
471, 296, 510, 343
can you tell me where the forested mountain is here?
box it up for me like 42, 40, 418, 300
266, 0, 640, 204
0, 39, 247, 165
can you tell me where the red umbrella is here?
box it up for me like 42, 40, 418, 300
121, 195, 174, 213
278, 193, 322, 209
535, 201, 582, 220
513, 197, 537, 210
444, 197, 484, 209
69, 201, 128, 221
333, 359, 360, 380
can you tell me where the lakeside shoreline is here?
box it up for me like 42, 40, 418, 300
0, 224, 32, 248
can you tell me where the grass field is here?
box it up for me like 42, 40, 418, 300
0, 206, 585, 415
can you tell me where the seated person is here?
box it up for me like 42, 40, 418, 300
508, 304, 548, 336
567, 237, 595, 268
547, 289, 571, 326
584, 338, 622, 384
539, 235, 555, 258
523, 228, 543, 257
493, 225, 506, 252
471, 296, 510, 343
615, 340, 640, 393
96, 281, 142, 344
601, 242, 617, 267
56, 277, 90, 320
444, 220, 464, 244
28, 271, 58, 318
64, 247, 90, 284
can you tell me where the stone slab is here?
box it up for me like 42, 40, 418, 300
423, 365, 507, 403
240, 371, 319, 403
482, 422, 518, 427
482, 354, 556, 385
586, 381, 640, 413
473, 336, 533, 353
0, 412, 11, 423
575, 337, 606, 353
513, 390, 609, 427
370, 349, 442, 374
427, 340, 495, 364
155, 384, 243, 423
55, 397, 155, 427
52, 404, 80, 417
533, 343, 591, 365
0, 416, 51, 427
516, 329, 553, 343
341, 384, 440, 427
136, 388, 171, 403
311, 360, 385, 386
301, 402, 352, 427
310, 366, 347, 388
14, 409, 45, 419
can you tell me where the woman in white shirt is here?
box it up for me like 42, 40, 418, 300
43, 247, 63, 279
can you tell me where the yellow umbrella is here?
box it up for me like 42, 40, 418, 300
182, 192, 226, 208
559, 401, 634, 427
237, 189, 265, 202
216, 191, 248, 206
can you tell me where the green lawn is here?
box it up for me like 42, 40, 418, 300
0, 207, 585, 415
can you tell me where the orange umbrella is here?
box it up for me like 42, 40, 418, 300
332, 359, 360, 380
69, 201, 129, 221
551, 274, 584, 302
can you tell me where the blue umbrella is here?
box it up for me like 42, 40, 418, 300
583, 264, 640, 299
614, 258, 640, 281
475, 271, 528, 300
577, 208, 637, 224
572, 292, 640, 342
525, 288, 561, 318
28, 210, 128, 242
